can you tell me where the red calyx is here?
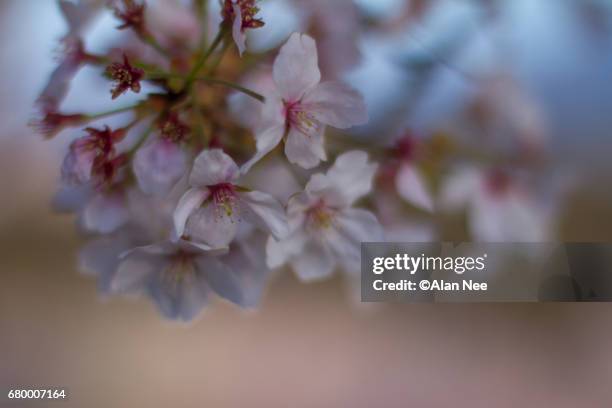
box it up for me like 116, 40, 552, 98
221, 0, 265, 31
106, 54, 145, 100
112, 0, 146, 34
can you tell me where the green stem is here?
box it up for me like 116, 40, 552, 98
200, 77, 265, 102
86, 104, 141, 120
195, 0, 209, 48
184, 27, 227, 90
147, 72, 265, 103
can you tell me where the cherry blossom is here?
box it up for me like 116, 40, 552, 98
79, 181, 272, 316
241, 33, 369, 172
78, 228, 140, 295
132, 116, 191, 197
173, 149, 289, 248
221, 0, 265, 56
30, 111, 87, 139
440, 167, 554, 242
61, 126, 127, 185
34, 0, 577, 314
56, 126, 133, 234
111, 240, 243, 321
266, 151, 382, 281
391, 135, 434, 212
36, 38, 91, 112
133, 138, 188, 197
111, 0, 147, 33
221, 230, 271, 308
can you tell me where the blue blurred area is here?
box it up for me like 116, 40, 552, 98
346, 0, 612, 163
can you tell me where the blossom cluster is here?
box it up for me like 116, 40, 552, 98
34, 0, 561, 321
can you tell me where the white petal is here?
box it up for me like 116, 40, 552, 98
112, 251, 162, 294
284, 126, 326, 169
439, 167, 482, 212
173, 278, 210, 322
175, 239, 223, 254
285, 193, 312, 228
81, 192, 129, 234
79, 236, 118, 278
273, 33, 321, 102
52, 185, 92, 213
266, 231, 307, 269
325, 209, 383, 274
471, 193, 551, 242
120, 240, 223, 259
302, 81, 368, 128
148, 265, 210, 321
79, 232, 134, 294
189, 149, 239, 187
133, 139, 188, 196
225, 234, 270, 308
335, 208, 384, 244
240, 124, 285, 174
395, 163, 434, 212
36, 50, 81, 110
232, 3, 247, 56
239, 191, 289, 239
290, 240, 336, 282
184, 205, 239, 248
196, 257, 244, 306
308, 150, 377, 207
173, 188, 209, 239
61, 145, 95, 185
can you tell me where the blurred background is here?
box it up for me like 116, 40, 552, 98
2, 0, 612, 406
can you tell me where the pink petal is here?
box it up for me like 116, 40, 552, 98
112, 250, 163, 294
149, 266, 210, 321
395, 163, 434, 212
81, 191, 129, 234
239, 190, 289, 239
284, 126, 326, 169
290, 240, 336, 282
61, 145, 96, 185
37, 60, 80, 111
302, 81, 368, 128
173, 188, 210, 239
471, 193, 551, 242
311, 150, 377, 207
439, 167, 482, 212
232, 3, 247, 56
189, 149, 239, 187
195, 257, 244, 305
133, 139, 188, 196
240, 123, 285, 174
223, 233, 270, 308
184, 205, 238, 248
266, 232, 307, 269
273, 33, 321, 102
325, 208, 383, 274
52, 185, 92, 213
